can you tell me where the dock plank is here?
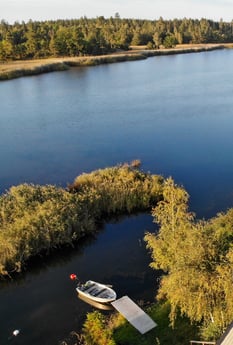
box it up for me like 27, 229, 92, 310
111, 296, 157, 334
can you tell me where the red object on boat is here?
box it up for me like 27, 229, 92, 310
70, 273, 77, 280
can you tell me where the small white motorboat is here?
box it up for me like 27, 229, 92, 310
76, 280, 117, 304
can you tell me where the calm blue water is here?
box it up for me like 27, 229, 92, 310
1, 49, 233, 217
1, 49, 233, 344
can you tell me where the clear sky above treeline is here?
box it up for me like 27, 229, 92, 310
2, 0, 233, 23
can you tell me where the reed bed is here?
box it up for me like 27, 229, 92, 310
0, 162, 164, 277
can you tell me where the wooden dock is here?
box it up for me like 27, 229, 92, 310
111, 296, 157, 334
216, 321, 233, 345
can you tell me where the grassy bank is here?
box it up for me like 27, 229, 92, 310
0, 61, 69, 80
0, 162, 164, 277
0, 54, 144, 80
0, 44, 226, 81
62, 302, 198, 345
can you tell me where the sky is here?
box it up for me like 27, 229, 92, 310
2, 0, 233, 23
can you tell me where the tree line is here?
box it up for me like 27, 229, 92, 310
1, 16, 233, 60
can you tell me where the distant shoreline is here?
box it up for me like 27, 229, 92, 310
0, 43, 231, 81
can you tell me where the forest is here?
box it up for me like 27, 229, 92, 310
1, 15, 233, 60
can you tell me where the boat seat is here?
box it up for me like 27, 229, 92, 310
93, 288, 107, 297
86, 287, 99, 294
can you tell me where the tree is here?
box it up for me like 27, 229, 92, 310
163, 34, 178, 48
145, 178, 194, 273
153, 17, 167, 48
25, 26, 39, 58
145, 178, 233, 339
131, 31, 141, 46
0, 39, 13, 60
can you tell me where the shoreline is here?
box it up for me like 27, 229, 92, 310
0, 43, 230, 81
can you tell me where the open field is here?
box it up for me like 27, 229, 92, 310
0, 44, 230, 81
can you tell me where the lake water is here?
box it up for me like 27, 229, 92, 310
1, 48, 233, 344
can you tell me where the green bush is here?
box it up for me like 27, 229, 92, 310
82, 311, 116, 345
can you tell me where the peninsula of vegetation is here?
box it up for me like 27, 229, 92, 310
0, 161, 163, 277
1, 16, 233, 80
1, 162, 233, 343
76, 176, 233, 345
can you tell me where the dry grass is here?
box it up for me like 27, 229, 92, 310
0, 53, 148, 80
0, 53, 141, 73
0, 58, 64, 73
0, 44, 231, 80
176, 43, 221, 49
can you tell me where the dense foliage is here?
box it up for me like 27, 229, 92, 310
0, 162, 163, 277
145, 178, 233, 340
69, 161, 163, 216
82, 311, 116, 345
1, 16, 233, 60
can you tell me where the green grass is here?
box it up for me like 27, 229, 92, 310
81, 302, 199, 345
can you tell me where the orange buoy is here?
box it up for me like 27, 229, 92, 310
69, 273, 77, 281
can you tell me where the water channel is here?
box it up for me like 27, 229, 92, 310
1, 49, 233, 344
